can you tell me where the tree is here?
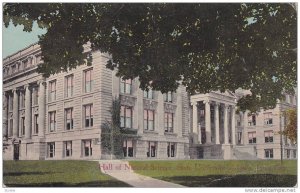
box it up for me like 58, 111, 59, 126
282, 108, 297, 144
3, 3, 297, 111
101, 97, 139, 159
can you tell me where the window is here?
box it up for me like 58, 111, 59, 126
164, 91, 172, 102
120, 79, 132, 94
21, 117, 25, 136
32, 87, 39, 105
84, 69, 93, 93
84, 104, 93, 127
65, 108, 74, 130
49, 80, 56, 102
167, 142, 176, 157
36, 54, 42, 64
48, 142, 55, 158
34, 114, 39, 134
264, 149, 273, 159
49, 111, 56, 132
147, 141, 157, 157
120, 106, 132, 128
264, 130, 274, 143
8, 94, 13, 111
9, 119, 13, 136
238, 132, 242, 144
19, 91, 25, 108
64, 141, 72, 157
11, 65, 16, 73
286, 150, 290, 159
293, 150, 297, 158
248, 132, 256, 144
264, 113, 273, 125
164, 113, 174, 132
248, 114, 256, 126
144, 110, 154, 131
83, 140, 92, 157
65, 74, 74, 97
143, 89, 153, 99
123, 140, 134, 157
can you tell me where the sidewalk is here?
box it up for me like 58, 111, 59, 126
99, 160, 185, 188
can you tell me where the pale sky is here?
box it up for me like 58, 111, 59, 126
2, 21, 47, 58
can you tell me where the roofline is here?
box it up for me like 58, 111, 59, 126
3, 41, 40, 61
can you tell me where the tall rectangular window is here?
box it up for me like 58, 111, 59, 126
49, 80, 56, 102
248, 114, 256, 126
264, 130, 274, 143
147, 141, 157, 157
144, 110, 154, 131
123, 140, 134, 157
164, 92, 173, 102
264, 149, 274, 159
48, 142, 55, 158
32, 87, 39, 106
65, 74, 74, 97
264, 113, 273, 125
248, 132, 256, 144
64, 141, 72, 157
143, 89, 153, 99
65, 108, 74, 130
49, 111, 56, 132
19, 91, 25, 108
84, 104, 93, 127
36, 54, 42, 64
164, 113, 174, 132
21, 117, 25, 136
120, 106, 132, 128
167, 142, 176, 157
8, 94, 13, 111
120, 79, 132, 94
11, 65, 16, 73
34, 114, 39, 134
83, 140, 92, 157
84, 69, 93, 93
9, 119, 13, 136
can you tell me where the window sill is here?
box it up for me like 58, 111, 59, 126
144, 130, 158, 134
164, 132, 177, 136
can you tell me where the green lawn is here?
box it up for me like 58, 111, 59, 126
3, 160, 130, 187
129, 160, 297, 187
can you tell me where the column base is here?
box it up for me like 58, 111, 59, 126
222, 144, 233, 160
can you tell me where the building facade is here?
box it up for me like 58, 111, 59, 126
2, 43, 296, 160
3, 43, 190, 160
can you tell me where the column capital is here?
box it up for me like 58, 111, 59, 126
37, 80, 46, 86
24, 84, 30, 89
12, 88, 17, 93
214, 102, 220, 107
191, 101, 198, 106
224, 103, 230, 108
203, 99, 210, 104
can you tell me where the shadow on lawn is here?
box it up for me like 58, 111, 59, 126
161, 174, 297, 187
4, 181, 131, 187
4, 172, 59, 177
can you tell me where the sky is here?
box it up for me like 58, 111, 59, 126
2, 21, 47, 58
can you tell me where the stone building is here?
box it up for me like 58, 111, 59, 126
2, 43, 190, 160
2, 43, 296, 160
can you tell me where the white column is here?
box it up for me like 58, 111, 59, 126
224, 104, 229, 145
231, 105, 236, 145
38, 81, 46, 137
192, 101, 200, 144
3, 92, 8, 139
175, 87, 182, 137
214, 102, 220, 144
25, 84, 31, 139
204, 100, 211, 143
12, 89, 19, 138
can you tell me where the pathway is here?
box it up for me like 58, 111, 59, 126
99, 160, 185, 188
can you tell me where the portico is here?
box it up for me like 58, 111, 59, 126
190, 91, 237, 159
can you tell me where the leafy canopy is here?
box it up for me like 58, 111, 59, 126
3, 3, 297, 111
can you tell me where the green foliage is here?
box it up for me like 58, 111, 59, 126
281, 108, 297, 143
101, 97, 139, 159
3, 3, 297, 111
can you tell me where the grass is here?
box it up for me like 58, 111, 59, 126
129, 160, 297, 187
3, 160, 131, 187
